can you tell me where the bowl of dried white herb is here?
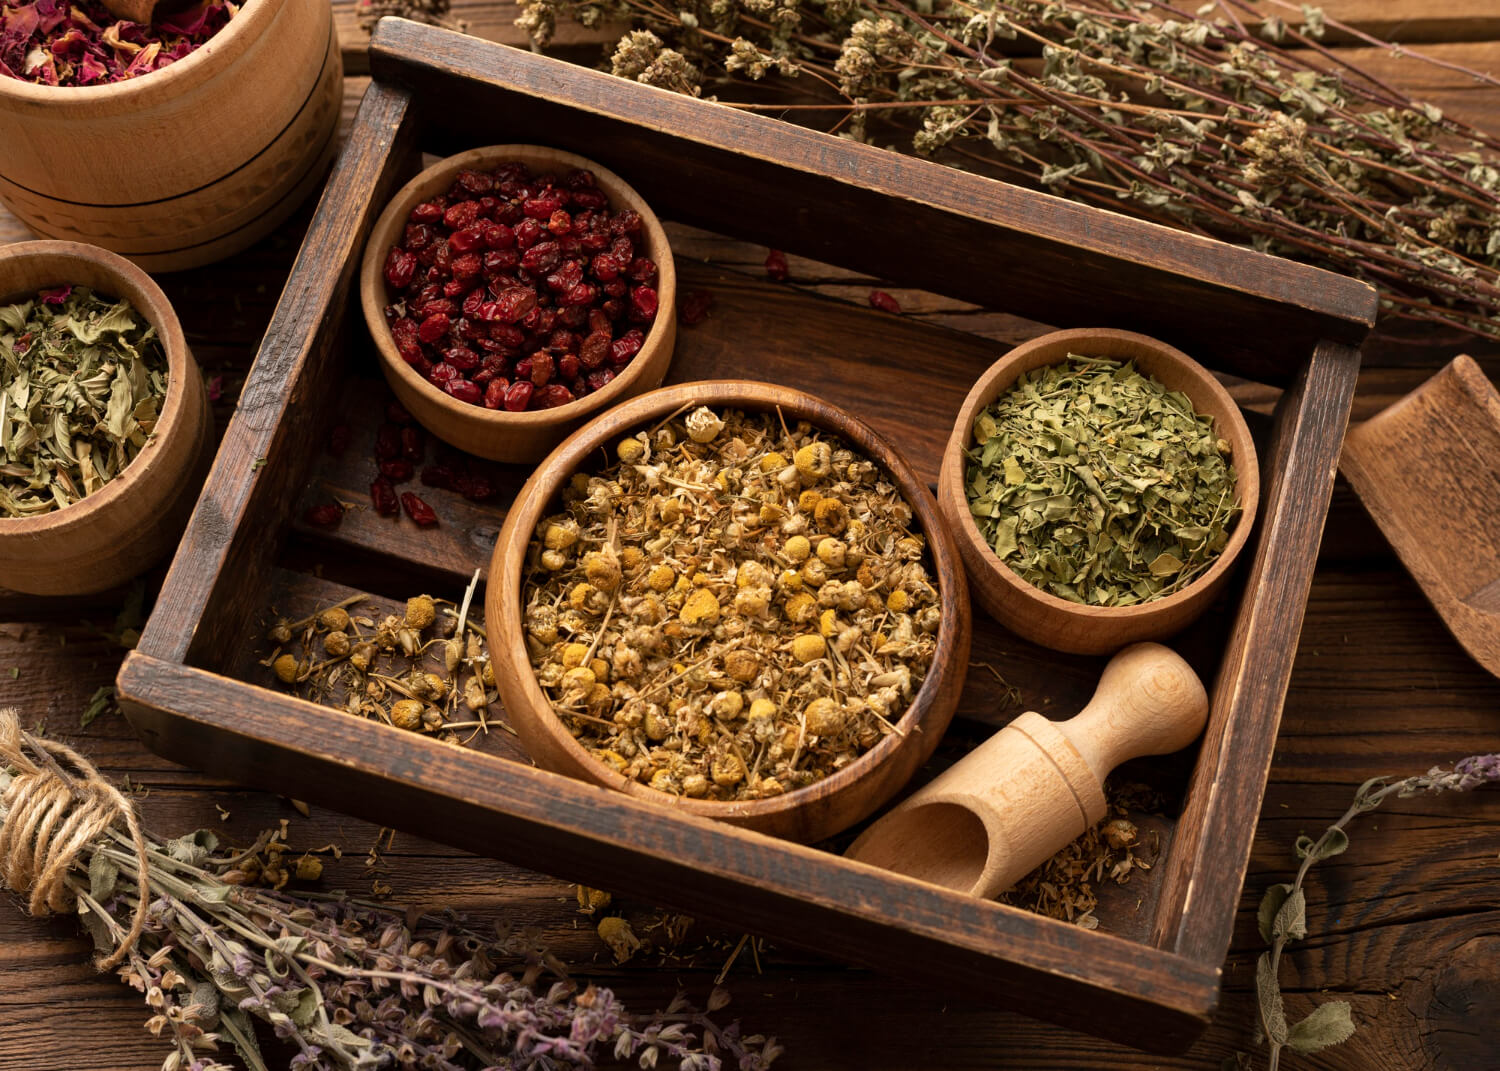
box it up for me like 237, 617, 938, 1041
0, 240, 212, 595
487, 380, 972, 843
938, 327, 1259, 655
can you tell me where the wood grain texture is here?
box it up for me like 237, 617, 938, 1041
359, 143, 678, 461
135, 81, 420, 670
935, 327, 1262, 655
366, 20, 1377, 387
1340, 355, 1500, 677
1152, 340, 1362, 964
487, 379, 973, 843
0, 0, 343, 270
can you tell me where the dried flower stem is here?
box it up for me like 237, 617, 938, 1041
1255, 754, 1500, 1068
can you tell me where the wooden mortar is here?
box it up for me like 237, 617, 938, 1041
846, 642, 1207, 898
0, 0, 342, 270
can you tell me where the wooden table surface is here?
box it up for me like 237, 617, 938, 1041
3, 3, 1499, 1069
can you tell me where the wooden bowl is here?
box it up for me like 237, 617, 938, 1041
487, 380, 972, 843
360, 145, 677, 464
0, 0, 342, 270
937, 328, 1259, 655
0, 241, 213, 595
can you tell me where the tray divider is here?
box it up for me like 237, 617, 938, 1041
116, 649, 1222, 1053
137, 80, 421, 671
1150, 339, 1362, 963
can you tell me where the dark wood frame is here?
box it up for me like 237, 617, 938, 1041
117, 19, 1375, 1053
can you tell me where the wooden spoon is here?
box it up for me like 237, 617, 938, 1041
1341, 354, 1500, 677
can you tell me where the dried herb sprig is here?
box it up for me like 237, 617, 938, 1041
1, 285, 168, 518
521, 0, 1500, 339
0, 708, 784, 1071
1254, 753, 1500, 1069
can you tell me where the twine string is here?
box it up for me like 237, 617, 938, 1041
0, 708, 150, 970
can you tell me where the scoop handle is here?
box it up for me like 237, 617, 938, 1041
1058, 642, 1210, 785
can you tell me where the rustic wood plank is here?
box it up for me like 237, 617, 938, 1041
367, 20, 1376, 386
135, 81, 420, 670
1151, 340, 1363, 963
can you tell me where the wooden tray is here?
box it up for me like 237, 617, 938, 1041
116, 18, 1376, 1053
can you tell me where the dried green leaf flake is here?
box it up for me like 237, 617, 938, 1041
1287, 1001, 1356, 1053
0, 287, 167, 519
962, 355, 1240, 605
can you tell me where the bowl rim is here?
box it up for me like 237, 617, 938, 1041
359, 143, 677, 436
0, 0, 278, 104
490, 378, 968, 821
0, 239, 195, 534
939, 326, 1261, 623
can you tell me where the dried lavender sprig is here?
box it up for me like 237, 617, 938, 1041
1254, 754, 1500, 1069
0, 720, 784, 1071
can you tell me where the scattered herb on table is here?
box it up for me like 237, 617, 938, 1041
1254, 753, 1500, 1069
523, 405, 941, 802
0, 285, 168, 518
964, 355, 1238, 605
263, 575, 498, 743
0, 709, 785, 1071
521, 0, 1500, 341
381, 160, 661, 413
0, 1, 239, 86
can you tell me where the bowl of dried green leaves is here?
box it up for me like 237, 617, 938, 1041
0, 240, 212, 595
938, 328, 1258, 655
488, 380, 972, 843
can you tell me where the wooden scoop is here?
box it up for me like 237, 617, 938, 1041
845, 643, 1207, 899
1340, 355, 1500, 677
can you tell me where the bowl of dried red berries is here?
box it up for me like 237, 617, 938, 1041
360, 145, 678, 464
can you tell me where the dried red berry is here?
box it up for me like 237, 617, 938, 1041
609, 329, 645, 367
628, 285, 659, 322
422, 463, 457, 489
679, 289, 712, 325
305, 504, 343, 528
418, 313, 451, 344
410, 201, 444, 224
444, 379, 482, 405
380, 458, 414, 482
374, 424, 401, 461
400, 426, 424, 462
384, 246, 416, 290
370, 476, 400, 517
386, 401, 414, 425
536, 384, 576, 408
483, 378, 508, 409
765, 249, 789, 281
444, 200, 481, 231
869, 289, 902, 314
503, 381, 534, 412
401, 492, 438, 527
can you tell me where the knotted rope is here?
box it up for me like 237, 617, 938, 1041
0, 708, 149, 970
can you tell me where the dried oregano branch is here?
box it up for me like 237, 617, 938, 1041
0, 709, 784, 1071
1253, 753, 1500, 1069
519, 0, 1500, 339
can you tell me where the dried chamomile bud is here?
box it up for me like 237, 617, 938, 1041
794, 441, 832, 481
760, 451, 786, 473
597, 915, 641, 963
816, 538, 847, 568
404, 595, 437, 630
562, 642, 590, 668
886, 589, 912, 613
791, 633, 826, 662
390, 699, 424, 731
685, 407, 725, 443
272, 654, 300, 684
616, 436, 646, 463
711, 751, 746, 787
583, 548, 621, 592
349, 641, 376, 672
783, 535, 811, 563
323, 631, 351, 659
318, 607, 350, 632
680, 588, 720, 626
804, 697, 844, 737
266, 619, 293, 646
